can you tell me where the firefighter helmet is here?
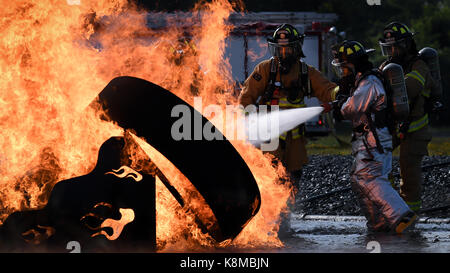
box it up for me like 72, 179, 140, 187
331, 40, 375, 77
267, 23, 305, 60
379, 22, 415, 57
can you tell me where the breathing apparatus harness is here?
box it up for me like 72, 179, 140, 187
352, 69, 388, 155
256, 57, 311, 106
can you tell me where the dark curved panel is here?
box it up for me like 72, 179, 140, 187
92, 76, 261, 241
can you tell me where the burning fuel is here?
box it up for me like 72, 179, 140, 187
0, 0, 292, 252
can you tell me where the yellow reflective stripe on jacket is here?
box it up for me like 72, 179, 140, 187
331, 86, 340, 101
286, 96, 303, 104
406, 70, 425, 87
408, 114, 429, 133
279, 102, 307, 108
280, 127, 303, 140
421, 89, 431, 98
291, 127, 302, 139
277, 96, 306, 140
278, 97, 306, 108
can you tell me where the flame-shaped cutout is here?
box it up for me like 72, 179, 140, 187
91, 208, 135, 241
105, 166, 143, 182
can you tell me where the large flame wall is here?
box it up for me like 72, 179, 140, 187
0, 0, 291, 251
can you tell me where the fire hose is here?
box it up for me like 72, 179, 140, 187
298, 160, 450, 214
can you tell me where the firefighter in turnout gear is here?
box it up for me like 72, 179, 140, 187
332, 40, 416, 233
239, 24, 339, 190
167, 35, 202, 96
379, 22, 442, 213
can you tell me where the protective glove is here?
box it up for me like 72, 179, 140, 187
432, 100, 444, 112
424, 99, 444, 116
331, 95, 348, 122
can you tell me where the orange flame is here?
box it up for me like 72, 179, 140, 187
248, 37, 268, 62
0, 0, 292, 251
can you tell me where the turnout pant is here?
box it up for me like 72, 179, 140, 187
394, 127, 431, 212
351, 148, 413, 231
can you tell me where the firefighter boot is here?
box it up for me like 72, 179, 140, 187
395, 211, 418, 234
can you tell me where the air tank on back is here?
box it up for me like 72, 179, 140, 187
419, 47, 443, 99
382, 63, 409, 122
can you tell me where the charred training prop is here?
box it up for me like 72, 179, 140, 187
0, 77, 261, 252
94, 77, 261, 242
0, 136, 156, 252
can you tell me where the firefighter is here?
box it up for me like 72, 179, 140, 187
331, 40, 416, 233
378, 22, 442, 213
167, 35, 202, 96
239, 23, 339, 190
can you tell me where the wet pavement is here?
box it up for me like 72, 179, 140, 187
280, 213, 450, 253
285, 154, 450, 253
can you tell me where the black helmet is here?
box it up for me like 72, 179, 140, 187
267, 23, 305, 60
379, 22, 415, 57
331, 40, 375, 77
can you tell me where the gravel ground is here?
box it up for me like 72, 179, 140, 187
295, 155, 450, 218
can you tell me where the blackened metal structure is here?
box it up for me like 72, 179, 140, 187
0, 77, 261, 252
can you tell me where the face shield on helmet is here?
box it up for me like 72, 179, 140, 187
331, 59, 354, 79
268, 40, 301, 60
267, 24, 304, 63
379, 37, 408, 57
332, 40, 375, 77
379, 23, 414, 59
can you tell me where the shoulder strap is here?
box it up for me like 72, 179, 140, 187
379, 60, 390, 70
365, 112, 385, 154
257, 58, 278, 104
299, 60, 311, 97
355, 68, 383, 87
360, 68, 393, 138
268, 57, 278, 86
406, 55, 421, 73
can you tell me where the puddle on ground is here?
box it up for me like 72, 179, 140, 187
279, 214, 450, 253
